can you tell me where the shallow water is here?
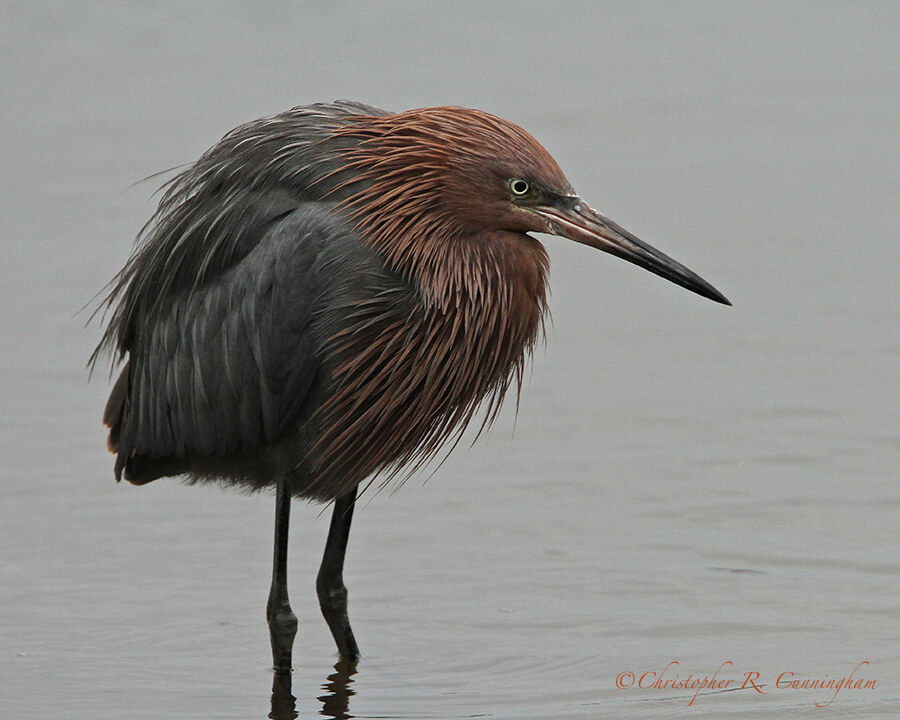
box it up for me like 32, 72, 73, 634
2, 2, 899, 718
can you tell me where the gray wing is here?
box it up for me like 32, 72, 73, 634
110, 206, 343, 481
93, 101, 390, 362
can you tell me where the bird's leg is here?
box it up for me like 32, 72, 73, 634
317, 486, 360, 661
267, 473, 298, 674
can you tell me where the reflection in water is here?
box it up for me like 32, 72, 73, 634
318, 658, 358, 719
269, 659, 357, 720
269, 671, 297, 720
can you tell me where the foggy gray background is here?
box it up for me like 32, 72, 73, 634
2, 2, 898, 718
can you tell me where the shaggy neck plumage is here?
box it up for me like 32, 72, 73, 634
310, 113, 553, 496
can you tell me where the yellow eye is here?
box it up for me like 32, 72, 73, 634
508, 178, 531, 197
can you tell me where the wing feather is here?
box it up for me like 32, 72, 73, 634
109, 206, 341, 482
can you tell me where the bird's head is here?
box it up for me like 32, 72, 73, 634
335, 106, 730, 306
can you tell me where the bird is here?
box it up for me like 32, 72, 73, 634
93, 100, 729, 673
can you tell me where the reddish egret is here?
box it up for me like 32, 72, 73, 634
93, 101, 729, 672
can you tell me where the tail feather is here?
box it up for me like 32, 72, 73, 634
103, 362, 129, 454
103, 361, 185, 484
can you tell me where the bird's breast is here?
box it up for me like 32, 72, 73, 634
305, 230, 548, 498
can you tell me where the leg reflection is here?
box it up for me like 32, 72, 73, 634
269, 670, 297, 720
318, 657, 358, 720
268, 657, 357, 720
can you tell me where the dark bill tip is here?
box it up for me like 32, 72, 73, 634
536, 201, 731, 306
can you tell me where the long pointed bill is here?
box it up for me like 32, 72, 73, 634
536, 199, 731, 305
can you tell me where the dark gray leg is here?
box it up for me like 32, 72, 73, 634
316, 486, 360, 660
267, 474, 298, 674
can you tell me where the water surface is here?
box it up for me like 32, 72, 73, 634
2, 2, 898, 717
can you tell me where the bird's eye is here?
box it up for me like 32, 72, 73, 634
508, 178, 531, 197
